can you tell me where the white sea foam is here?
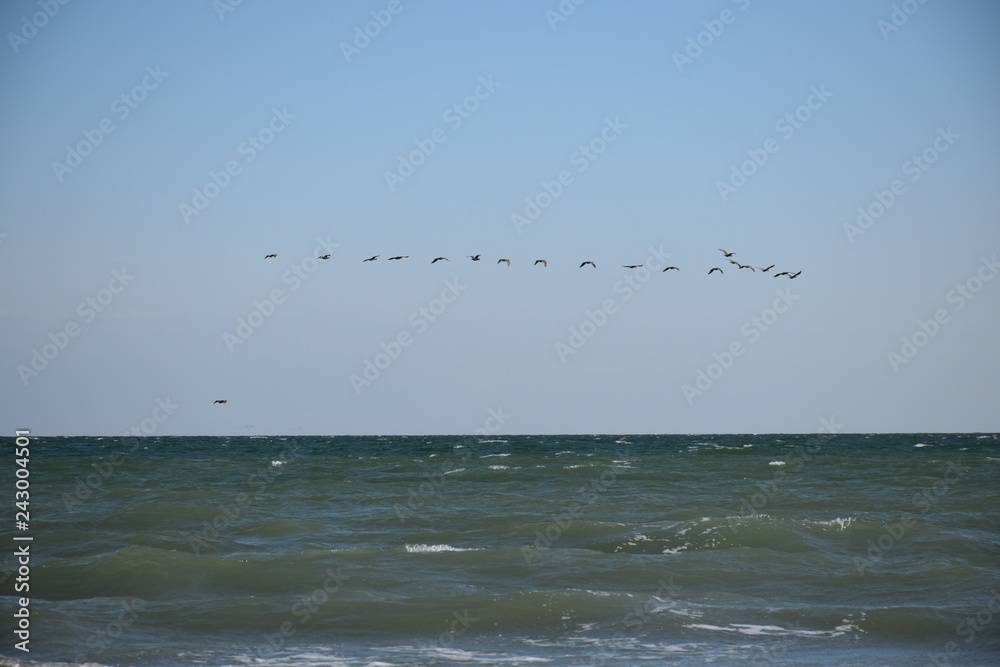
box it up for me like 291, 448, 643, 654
404, 543, 480, 553
768, 461, 786, 466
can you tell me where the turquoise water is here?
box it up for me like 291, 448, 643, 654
2, 433, 999, 665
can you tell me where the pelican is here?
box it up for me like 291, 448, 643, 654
213, 399, 228, 404
317, 254, 331, 260
468, 254, 481, 261
534, 260, 547, 267
497, 258, 510, 266
264, 254, 278, 259
623, 265, 642, 269
580, 261, 596, 268
719, 249, 735, 257
662, 266, 679, 271
363, 255, 379, 262
431, 257, 449, 263
388, 256, 409, 260
708, 267, 724, 275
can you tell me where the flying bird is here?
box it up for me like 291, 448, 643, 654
534, 260, 547, 267
213, 400, 228, 404
468, 255, 481, 261
363, 255, 379, 262
623, 265, 642, 269
773, 271, 790, 278
317, 254, 331, 260
388, 256, 409, 260
789, 271, 801, 279
719, 249, 735, 257
736, 263, 755, 271
580, 261, 596, 268
431, 257, 449, 263
662, 266, 679, 272
708, 267, 724, 275
758, 265, 775, 272
497, 258, 510, 266
264, 254, 277, 259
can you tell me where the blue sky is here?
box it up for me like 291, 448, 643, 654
2, 0, 998, 435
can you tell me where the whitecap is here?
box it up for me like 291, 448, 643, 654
768, 461, 786, 466
404, 544, 480, 553
271, 460, 287, 466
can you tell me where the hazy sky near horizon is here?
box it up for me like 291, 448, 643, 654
2, 0, 998, 436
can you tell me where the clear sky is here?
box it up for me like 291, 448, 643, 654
2, 0, 998, 435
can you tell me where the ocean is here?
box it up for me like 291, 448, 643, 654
2, 433, 999, 666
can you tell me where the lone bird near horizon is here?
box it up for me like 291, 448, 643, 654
708, 267, 724, 275
363, 255, 378, 262
580, 261, 596, 268
213, 399, 228, 404
468, 254, 481, 261
264, 254, 277, 259
719, 249, 735, 257
317, 254, 331, 260
498, 258, 510, 266
431, 257, 449, 263
534, 259, 547, 267
388, 256, 409, 260
623, 265, 642, 269
663, 266, 679, 272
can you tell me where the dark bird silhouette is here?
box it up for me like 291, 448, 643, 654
759, 265, 775, 272
363, 255, 379, 262
773, 271, 790, 278
623, 265, 642, 269
719, 249, 735, 257
468, 254, 481, 261
789, 271, 801, 279
736, 262, 755, 271
317, 254, 331, 260
497, 258, 510, 266
580, 261, 596, 268
431, 257, 449, 263
213, 399, 228, 404
662, 266, 679, 271
264, 254, 278, 259
708, 267, 724, 275
534, 259, 547, 267
388, 256, 408, 260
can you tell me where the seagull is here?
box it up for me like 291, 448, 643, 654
468, 255, 481, 261
662, 266, 679, 272
388, 256, 409, 260
264, 254, 278, 259
719, 249, 735, 257
789, 271, 801, 279
363, 255, 379, 262
534, 260, 547, 267
497, 258, 510, 266
773, 271, 790, 278
317, 254, 331, 260
580, 261, 596, 268
213, 399, 228, 404
758, 265, 775, 273
708, 267, 724, 275
431, 257, 449, 263
623, 265, 642, 269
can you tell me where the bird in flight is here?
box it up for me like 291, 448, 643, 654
431, 257, 449, 263
468, 254, 481, 261
580, 261, 596, 268
388, 256, 409, 260
736, 262, 755, 271
708, 267, 724, 275
662, 266, 679, 272
773, 271, 790, 278
789, 271, 801, 279
363, 255, 378, 262
264, 254, 278, 259
719, 249, 735, 257
213, 399, 228, 404
623, 265, 642, 269
758, 265, 775, 272
497, 258, 510, 266
534, 260, 547, 267
317, 254, 331, 260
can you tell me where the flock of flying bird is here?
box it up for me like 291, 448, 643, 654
261, 248, 801, 278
